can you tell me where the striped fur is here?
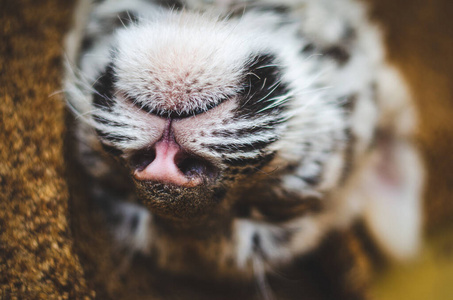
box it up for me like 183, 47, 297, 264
65, 0, 424, 284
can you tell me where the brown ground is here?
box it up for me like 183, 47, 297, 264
0, 0, 452, 299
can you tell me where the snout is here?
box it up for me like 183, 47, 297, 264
129, 133, 224, 221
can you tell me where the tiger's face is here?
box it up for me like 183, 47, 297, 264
66, 0, 423, 278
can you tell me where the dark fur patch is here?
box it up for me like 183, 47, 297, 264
343, 25, 357, 42
370, 81, 378, 104
340, 93, 358, 113
323, 46, 350, 65
96, 10, 139, 34
240, 167, 255, 175
255, 197, 323, 223
101, 143, 123, 156
301, 43, 315, 54
301, 176, 319, 186
213, 187, 228, 201
234, 203, 251, 218
93, 63, 116, 111
80, 36, 94, 53
237, 54, 289, 118
130, 214, 140, 231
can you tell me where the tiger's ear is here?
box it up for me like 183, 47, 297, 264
357, 66, 424, 261
359, 133, 424, 260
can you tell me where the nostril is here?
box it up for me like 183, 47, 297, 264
130, 148, 156, 172
176, 153, 218, 180
177, 157, 205, 177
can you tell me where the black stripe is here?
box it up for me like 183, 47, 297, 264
128, 97, 226, 119
206, 138, 277, 154
236, 53, 289, 118
155, 0, 183, 9
211, 118, 284, 138
226, 3, 290, 19
92, 114, 127, 127
339, 128, 356, 184
251, 4, 290, 14
223, 151, 276, 167
93, 63, 116, 111
95, 129, 133, 143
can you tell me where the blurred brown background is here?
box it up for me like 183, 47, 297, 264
369, 0, 453, 298
1, 0, 452, 298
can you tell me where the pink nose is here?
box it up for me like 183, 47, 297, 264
133, 139, 204, 187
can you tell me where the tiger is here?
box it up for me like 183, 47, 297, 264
64, 0, 424, 298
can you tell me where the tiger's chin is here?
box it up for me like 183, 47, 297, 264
134, 180, 229, 223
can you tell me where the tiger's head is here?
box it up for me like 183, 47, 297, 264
66, 3, 423, 277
